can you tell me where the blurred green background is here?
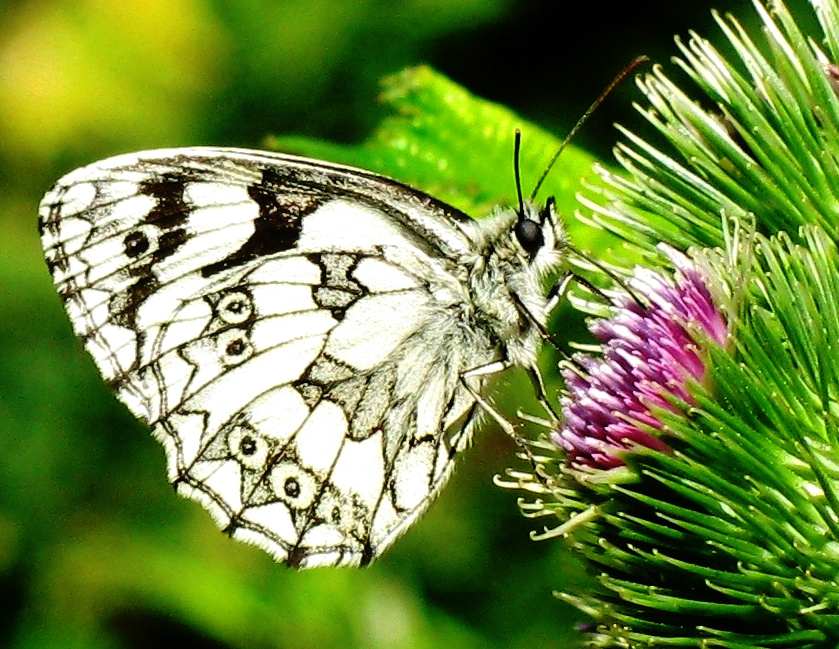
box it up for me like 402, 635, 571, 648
0, 0, 795, 647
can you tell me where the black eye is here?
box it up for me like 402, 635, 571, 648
514, 218, 544, 254
123, 231, 150, 258
240, 435, 257, 456
284, 477, 301, 498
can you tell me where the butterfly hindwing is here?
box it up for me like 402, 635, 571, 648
149, 249, 486, 567
39, 148, 501, 567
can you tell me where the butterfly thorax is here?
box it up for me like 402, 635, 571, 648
462, 201, 566, 367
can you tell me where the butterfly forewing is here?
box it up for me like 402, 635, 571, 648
39, 148, 512, 567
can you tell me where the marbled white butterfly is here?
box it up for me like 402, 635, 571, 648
38, 145, 566, 568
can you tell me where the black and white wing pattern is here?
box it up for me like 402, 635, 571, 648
39, 147, 567, 568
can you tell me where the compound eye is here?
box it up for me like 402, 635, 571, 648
514, 218, 544, 254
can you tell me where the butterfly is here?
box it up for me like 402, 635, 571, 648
38, 146, 567, 568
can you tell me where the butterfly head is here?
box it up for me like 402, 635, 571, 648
512, 196, 566, 275
508, 131, 566, 276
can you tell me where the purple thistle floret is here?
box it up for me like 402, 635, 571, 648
555, 260, 728, 469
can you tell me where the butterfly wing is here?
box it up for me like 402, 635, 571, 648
39, 148, 498, 567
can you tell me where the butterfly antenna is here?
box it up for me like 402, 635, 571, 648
514, 129, 526, 216
529, 55, 649, 201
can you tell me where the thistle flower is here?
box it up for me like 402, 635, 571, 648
497, 0, 839, 646
557, 256, 727, 469
499, 236, 839, 648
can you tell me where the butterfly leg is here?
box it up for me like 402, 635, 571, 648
461, 360, 516, 434
525, 363, 560, 423
544, 270, 574, 315
460, 360, 544, 468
